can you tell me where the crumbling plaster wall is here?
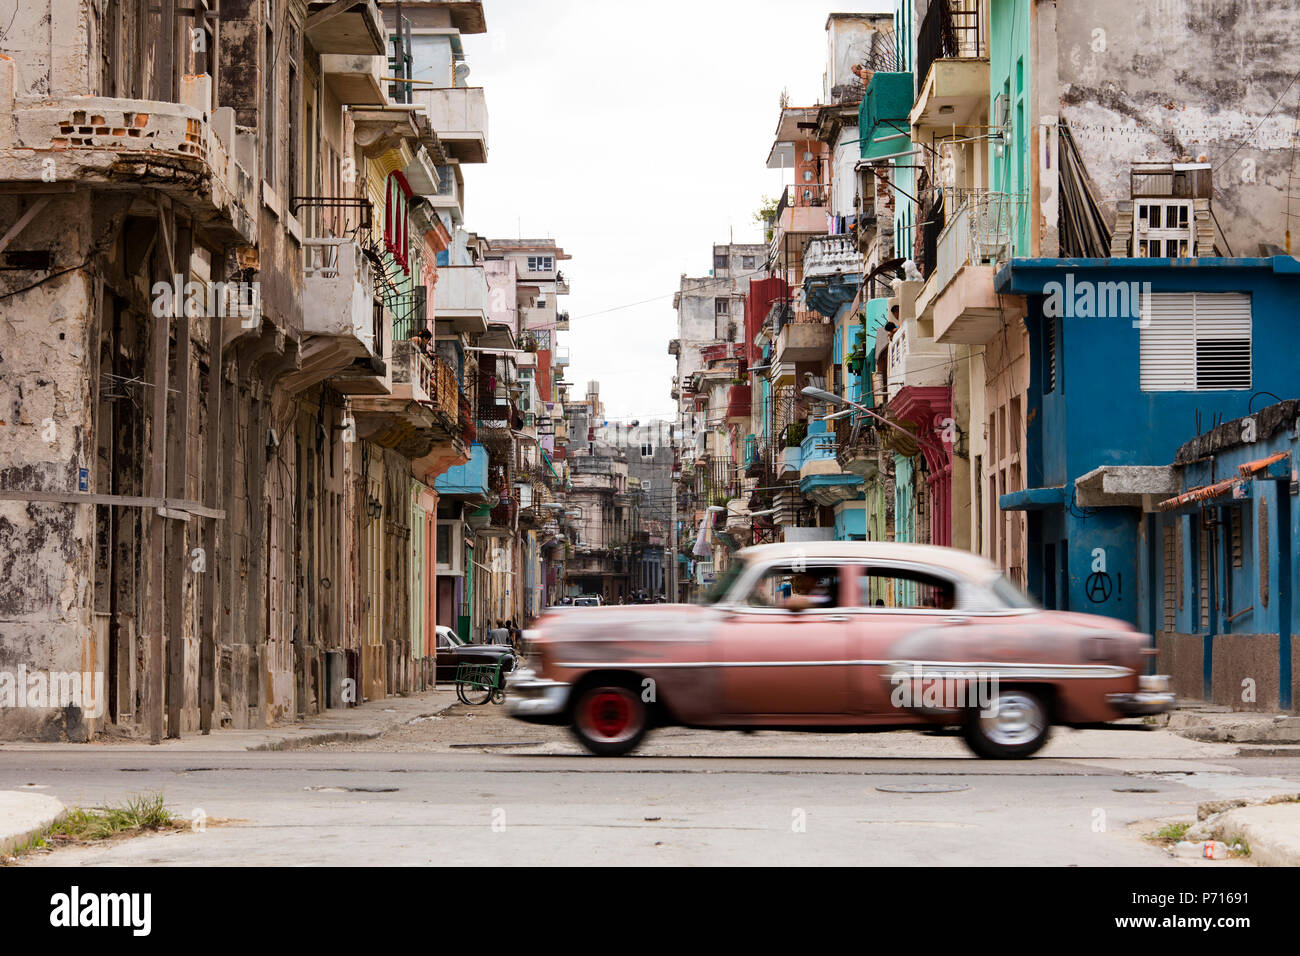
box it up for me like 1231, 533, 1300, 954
0, 0, 93, 98
1050, 0, 1300, 254
0, 192, 99, 739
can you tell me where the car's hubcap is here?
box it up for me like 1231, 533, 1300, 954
581, 689, 638, 742
981, 691, 1045, 746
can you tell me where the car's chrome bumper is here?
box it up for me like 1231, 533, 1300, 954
504, 668, 570, 721
1108, 675, 1176, 715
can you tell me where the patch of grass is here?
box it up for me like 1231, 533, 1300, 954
4, 792, 184, 862
1227, 833, 1251, 857
1150, 821, 1192, 844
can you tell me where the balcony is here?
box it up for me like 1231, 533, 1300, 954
0, 69, 256, 243
798, 425, 863, 505
353, 346, 466, 461
435, 443, 491, 500
726, 384, 752, 425
555, 311, 570, 330
387, 286, 427, 342
887, 310, 951, 401
428, 165, 463, 221
771, 321, 834, 385
701, 342, 744, 365
520, 305, 554, 330
837, 419, 884, 478
769, 185, 829, 264
301, 237, 386, 391
416, 87, 488, 163
306, 0, 386, 55
553, 346, 570, 367
668, 339, 681, 356
320, 54, 386, 106
859, 72, 914, 161
802, 235, 861, 318
924, 191, 1027, 344
914, 0, 985, 110
432, 265, 489, 334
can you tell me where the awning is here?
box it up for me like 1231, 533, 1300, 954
1157, 451, 1291, 512
999, 486, 1066, 511
1074, 465, 1180, 510
1157, 476, 1243, 512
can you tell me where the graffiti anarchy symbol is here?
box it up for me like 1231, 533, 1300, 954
1085, 571, 1112, 603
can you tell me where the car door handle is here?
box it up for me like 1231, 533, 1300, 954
827, 615, 850, 622
944, 616, 968, 624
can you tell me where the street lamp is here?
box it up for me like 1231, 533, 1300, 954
800, 386, 948, 456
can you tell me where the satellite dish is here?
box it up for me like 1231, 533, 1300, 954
453, 62, 471, 86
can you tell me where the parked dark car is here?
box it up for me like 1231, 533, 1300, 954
434, 626, 516, 684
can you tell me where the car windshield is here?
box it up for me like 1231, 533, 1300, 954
700, 561, 745, 605
440, 629, 466, 646
991, 574, 1039, 609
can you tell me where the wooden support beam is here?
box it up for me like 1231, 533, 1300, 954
166, 216, 193, 738
0, 489, 224, 519
0, 197, 51, 256
305, 0, 362, 32
199, 295, 225, 734
146, 194, 172, 745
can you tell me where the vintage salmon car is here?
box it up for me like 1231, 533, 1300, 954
506, 542, 1173, 757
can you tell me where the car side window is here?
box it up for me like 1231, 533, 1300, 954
856, 567, 956, 610
744, 564, 841, 609
436, 633, 452, 650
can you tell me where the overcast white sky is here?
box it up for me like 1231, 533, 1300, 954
460, 0, 891, 423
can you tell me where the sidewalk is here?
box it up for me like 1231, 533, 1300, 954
0, 791, 65, 858
0, 688, 461, 754
1154, 703, 1300, 745
1187, 795, 1300, 867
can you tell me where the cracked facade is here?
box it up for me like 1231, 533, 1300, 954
0, 0, 577, 741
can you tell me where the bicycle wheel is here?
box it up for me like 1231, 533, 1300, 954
457, 678, 493, 706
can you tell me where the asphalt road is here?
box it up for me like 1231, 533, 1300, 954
5, 708, 1299, 866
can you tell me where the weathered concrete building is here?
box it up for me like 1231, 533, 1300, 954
0, 0, 489, 739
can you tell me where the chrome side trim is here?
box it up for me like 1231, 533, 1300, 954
554, 659, 1134, 678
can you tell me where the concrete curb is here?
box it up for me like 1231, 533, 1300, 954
1159, 710, 1300, 744
250, 707, 457, 752
0, 791, 66, 858
0, 689, 463, 754
1188, 799, 1300, 867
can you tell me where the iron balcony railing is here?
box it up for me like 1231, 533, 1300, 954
388, 286, 427, 342
916, 0, 985, 88
933, 190, 1026, 294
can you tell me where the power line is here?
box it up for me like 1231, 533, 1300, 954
568, 267, 772, 321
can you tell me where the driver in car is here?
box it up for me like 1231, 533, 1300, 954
789, 570, 837, 608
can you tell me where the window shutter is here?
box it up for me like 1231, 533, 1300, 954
1140, 292, 1251, 391
1193, 293, 1251, 390
1140, 293, 1195, 390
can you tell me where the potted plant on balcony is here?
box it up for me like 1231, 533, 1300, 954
846, 330, 867, 377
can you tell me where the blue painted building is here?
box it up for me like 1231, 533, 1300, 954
994, 258, 1300, 678
1153, 401, 1298, 710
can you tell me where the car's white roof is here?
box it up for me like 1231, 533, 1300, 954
735, 541, 1003, 581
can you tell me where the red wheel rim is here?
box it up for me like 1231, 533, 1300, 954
587, 690, 632, 739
